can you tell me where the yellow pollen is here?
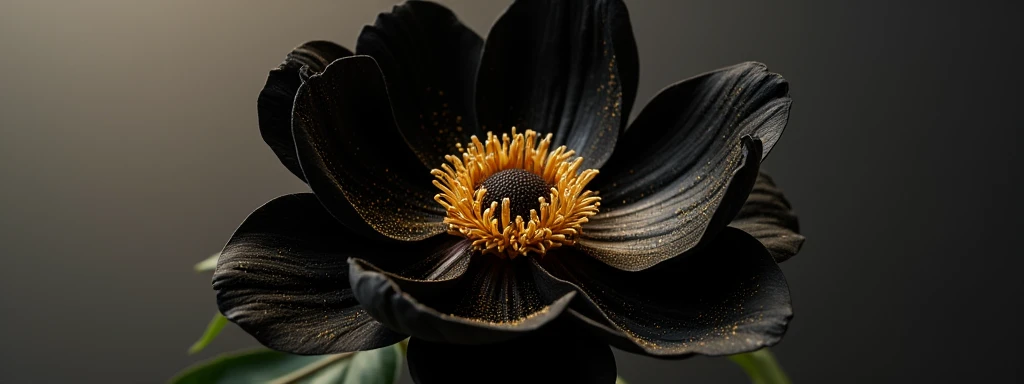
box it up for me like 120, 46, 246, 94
431, 128, 601, 258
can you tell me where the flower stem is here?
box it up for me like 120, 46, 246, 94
728, 348, 791, 384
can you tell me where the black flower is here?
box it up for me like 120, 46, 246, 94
214, 1, 805, 383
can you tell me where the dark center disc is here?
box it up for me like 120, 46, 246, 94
479, 169, 551, 220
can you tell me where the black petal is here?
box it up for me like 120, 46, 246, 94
356, 1, 484, 169
212, 193, 420, 354
540, 227, 792, 357
292, 55, 447, 241
258, 41, 353, 181
581, 62, 791, 271
730, 171, 805, 262
476, 0, 640, 169
580, 137, 762, 271
407, 320, 616, 384
349, 255, 575, 345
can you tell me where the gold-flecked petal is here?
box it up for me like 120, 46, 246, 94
580, 62, 791, 271
292, 55, 448, 241
538, 227, 792, 357
349, 255, 577, 345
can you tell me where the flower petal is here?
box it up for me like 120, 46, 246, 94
581, 62, 791, 271
476, 0, 640, 169
406, 321, 616, 384
539, 227, 792, 357
580, 137, 763, 271
212, 193, 433, 354
349, 255, 575, 345
258, 41, 353, 181
731, 171, 805, 262
293, 55, 447, 241
356, 1, 484, 169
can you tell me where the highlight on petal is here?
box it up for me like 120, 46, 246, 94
349, 255, 576, 345
476, 0, 640, 169
538, 227, 792, 357
407, 320, 617, 384
580, 137, 763, 271
292, 55, 447, 241
356, 0, 485, 169
731, 171, 805, 262
213, 193, 461, 354
581, 62, 791, 271
258, 41, 353, 181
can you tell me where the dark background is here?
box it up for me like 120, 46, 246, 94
1, 0, 1020, 382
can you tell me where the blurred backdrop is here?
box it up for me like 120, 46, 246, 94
0, 0, 1021, 382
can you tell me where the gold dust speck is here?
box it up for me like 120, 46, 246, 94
431, 128, 600, 258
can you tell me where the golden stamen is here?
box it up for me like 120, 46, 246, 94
432, 128, 600, 258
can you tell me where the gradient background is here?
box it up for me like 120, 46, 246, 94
1, 0, 1021, 382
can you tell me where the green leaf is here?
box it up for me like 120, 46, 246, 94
195, 252, 221, 272
170, 349, 332, 384
615, 376, 628, 384
169, 344, 403, 384
339, 344, 403, 384
728, 348, 792, 384
188, 313, 228, 355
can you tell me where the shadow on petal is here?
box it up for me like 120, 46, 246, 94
356, 0, 485, 169
258, 41, 352, 181
579, 137, 763, 271
213, 193, 413, 354
540, 227, 792, 358
730, 171, 806, 262
476, 0, 640, 169
579, 62, 792, 270
293, 55, 447, 241
350, 254, 576, 345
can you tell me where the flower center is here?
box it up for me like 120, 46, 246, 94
480, 169, 551, 220
431, 128, 601, 258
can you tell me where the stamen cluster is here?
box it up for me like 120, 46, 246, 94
432, 128, 600, 257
